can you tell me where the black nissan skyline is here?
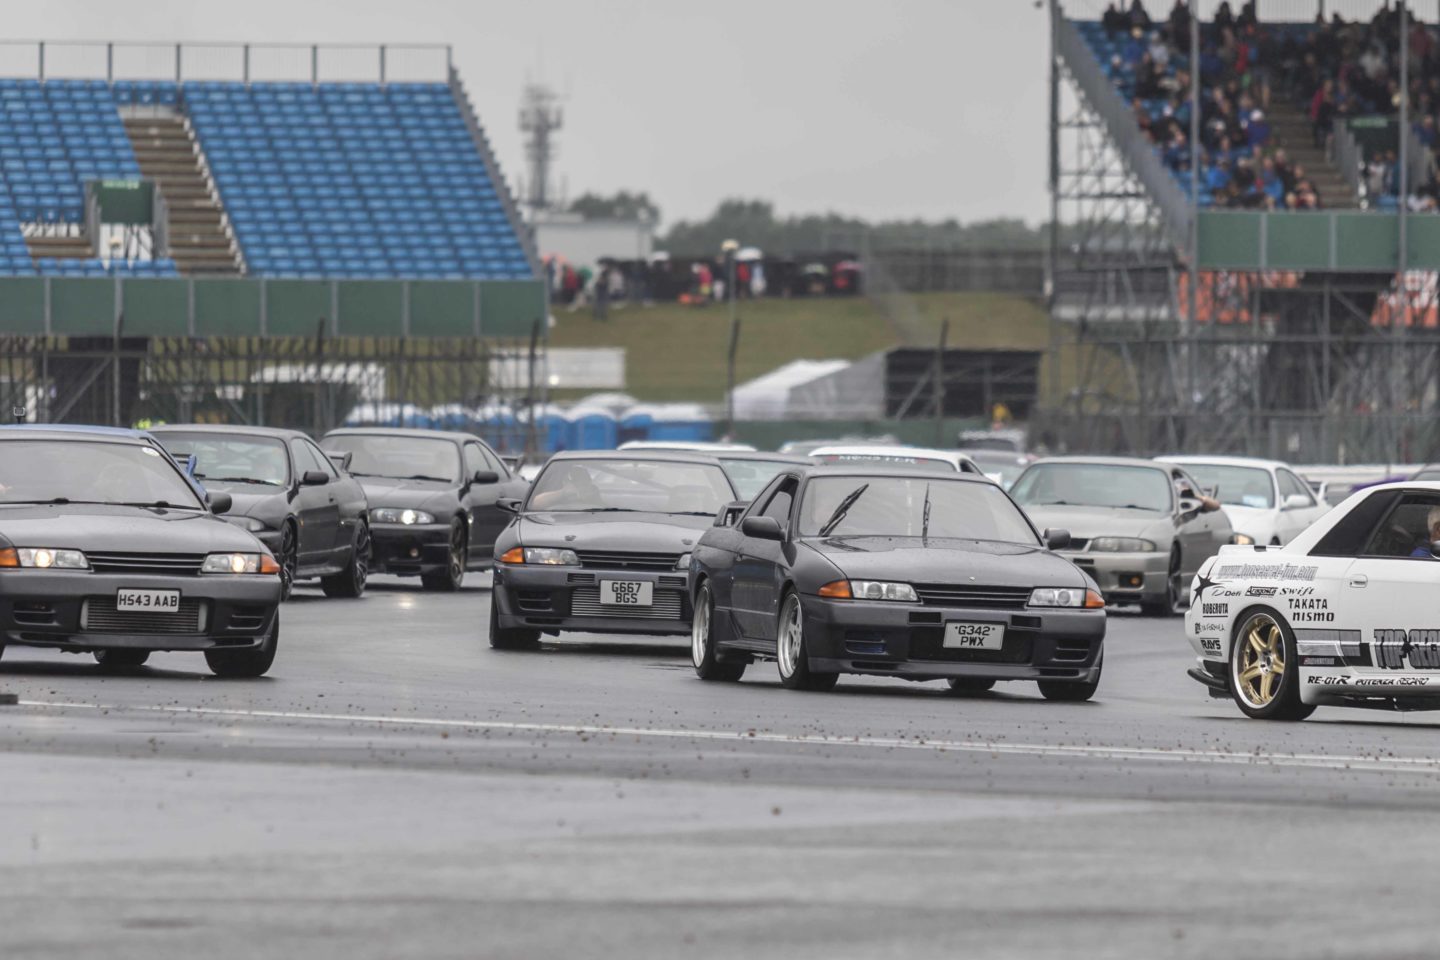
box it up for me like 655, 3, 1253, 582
0, 428, 283, 677
152, 425, 370, 600
320, 427, 528, 591
688, 465, 1107, 698
488, 451, 739, 649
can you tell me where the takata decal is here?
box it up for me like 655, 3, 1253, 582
1372, 629, 1440, 670
1201, 602, 1228, 618
1215, 563, 1317, 581
1246, 586, 1277, 597
1286, 597, 1332, 623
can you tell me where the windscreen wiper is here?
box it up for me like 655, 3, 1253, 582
202, 476, 278, 485
819, 483, 869, 538
922, 482, 932, 546
118, 500, 197, 510
404, 475, 452, 483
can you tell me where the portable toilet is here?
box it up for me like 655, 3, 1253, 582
619, 404, 659, 444
648, 403, 713, 442
563, 404, 619, 450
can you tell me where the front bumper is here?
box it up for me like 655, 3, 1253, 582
370, 521, 451, 576
0, 570, 281, 652
1059, 550, 1169, 603
494, 564, 692, 636
801, 596, 1105, 683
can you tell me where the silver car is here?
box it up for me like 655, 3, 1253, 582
1010, 457, 1233, 616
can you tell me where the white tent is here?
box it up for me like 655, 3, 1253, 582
729, 360, 851, 420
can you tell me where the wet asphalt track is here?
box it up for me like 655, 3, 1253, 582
2, 575, 1440, 959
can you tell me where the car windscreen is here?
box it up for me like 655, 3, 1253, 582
1010, 463, 1172, 513
527, 459, 734, 515
798, 476, 1039, 544
1174, 464, 1274, 508
968, 453, 1030, 488
812, 453, 957, 472
0, 439, 205, 508
720, 458, 794, 500
157, 433, 289, 486
322, 435, 461, 483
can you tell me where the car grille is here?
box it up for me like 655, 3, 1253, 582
912, 584, 1032, 609
86, 552, 206, 576
82, 597, 206, 634
575, 551, 681, 572
570, 587, 684, 620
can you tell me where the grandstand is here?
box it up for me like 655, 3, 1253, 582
0, 42, 546, 440
1045, 1, 1440, 462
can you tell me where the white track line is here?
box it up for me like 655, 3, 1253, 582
13, 698, 1440, 774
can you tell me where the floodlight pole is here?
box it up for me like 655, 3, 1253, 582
1186, 0, 1201, 442
722, 238, 740, 439
932, 318, 949, 448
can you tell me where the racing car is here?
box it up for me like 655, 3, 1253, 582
1186, 480, 1440, 719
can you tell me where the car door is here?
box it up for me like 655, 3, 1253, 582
1277, 468, 1324, 544
1337, 490, 1440, 674
732, 475, 799, 640
1170, 468, 1214, 578
302, 438, 357, 559
706, 474, 783, 625
289, 438, 339, 565
458, 441, 502, 564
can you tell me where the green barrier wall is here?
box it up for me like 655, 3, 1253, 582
1197, 211, 1440, 272
0, 277, 545, 338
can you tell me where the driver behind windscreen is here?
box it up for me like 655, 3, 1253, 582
530, 464, 602, 511
1410, 506, 1440, 558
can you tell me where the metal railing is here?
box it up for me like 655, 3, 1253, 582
0, 41, 452, 84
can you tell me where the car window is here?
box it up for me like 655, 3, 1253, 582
158, 432, 290, 486
1011, 463, 1172, 513
1279, 471, 1315, 506
322, 435, 462, 483
757, 478, 798, 530
0, 439, 205, 509
1311, 489, 1400, 557
463, 443, 487, 479
304, 440, 338, 478
290, 439, 327, 477
1360, 493, 1440, 559
527, 459, 734, 514
1174, 463, 1274, 508
799, 476, 1039, 544
477, 443, 509, 478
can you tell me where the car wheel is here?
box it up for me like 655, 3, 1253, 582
1140, 549, 1182, 617
94, 648, 150, 670
1229, 609, 1314, 721
279, 521, 299, 601
321, 520, 369, 599
422, 519, 466, 592
692, 583, 744, 682
945, 677, 995, 695
776, 591, 838, 692
1038, 650, 1103, 702
488, 597, 540, 650
205, 616, 279, 679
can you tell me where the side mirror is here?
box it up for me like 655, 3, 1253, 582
327, 451, 353, 473
1282, 493, 1311, 510
208, 492, 233, 515
497, 497, 521, 515
1044, 528, 1071, 550
716, 501, 748, 527
740, 515, 785, 541
470, 470, 500, 486
302, 470, 330, 486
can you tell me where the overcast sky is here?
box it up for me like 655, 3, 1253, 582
19, 0, 1050, 228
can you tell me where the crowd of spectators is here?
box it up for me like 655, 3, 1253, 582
1096, 0, 1440, 211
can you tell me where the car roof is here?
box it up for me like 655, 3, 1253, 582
544, 449, 723, 465
1156, 454, 1287, 471
617, 440, 757, 452
0, 425, 149, 444
809, 444, 972, 462
1027, 455, 1171, 470
150, 423, 312, 440
801, 464, 996, 483
322, 427, 477, 443
713, 451, 813, 464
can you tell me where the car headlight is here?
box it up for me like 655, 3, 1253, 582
675, 553, 692, 570
201, 552, 281, 575
0, 547, 89, 569
1088, 537, 1157, 553
1232, 533, 1255, 545
507, 547, 580, 566
225, 516, 269, 533
824, 580, 918, 602
372, 508, 436, 525
1029, 587, 1106, 608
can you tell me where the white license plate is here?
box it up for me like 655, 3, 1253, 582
116, 589, 181, 613
600, 580, 653, 606
943, 621, 1005, 650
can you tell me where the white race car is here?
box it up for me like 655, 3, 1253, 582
1186, 481, 1440, 720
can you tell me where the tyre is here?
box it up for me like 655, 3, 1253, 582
278, 521, 299, 601
692, 583, 744, 682
776, 591, 838, 692
945, 677, 995, 695
94, 648, 150, 670
321, 520, 370, 598
421, 519, 466, 592
205, 616, 279, 679
488, 596, 540, 650
1038, 651, 1103, 702
1228, 609, 1314, 721
1140, 549, 1182, 617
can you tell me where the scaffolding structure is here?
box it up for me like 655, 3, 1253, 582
1045, 1, 1440, 464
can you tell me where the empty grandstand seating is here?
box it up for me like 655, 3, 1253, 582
0, 75, 533, 279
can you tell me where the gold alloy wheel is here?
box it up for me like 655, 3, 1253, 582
1234, 613, 1286, 708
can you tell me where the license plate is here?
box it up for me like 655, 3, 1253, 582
116, 589, 181, 613
943, 621, 1005, 650
600, 580, 652, 606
